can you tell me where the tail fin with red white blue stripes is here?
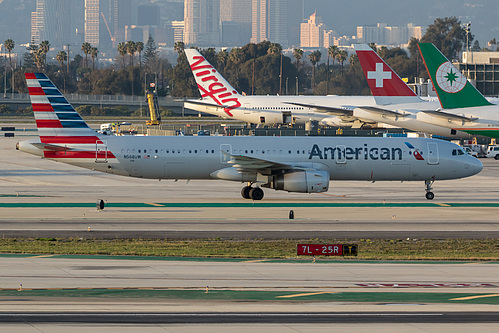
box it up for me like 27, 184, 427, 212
25, 73, 101, 145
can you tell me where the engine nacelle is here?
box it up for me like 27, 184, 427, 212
272, 170, 329, 193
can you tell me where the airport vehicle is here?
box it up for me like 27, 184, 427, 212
353, 44, 473, 139
486, 146, 499, 159
417, 43, 499, 139
463, 146, 478, 158
146, 92, 161, 126
184, 49, 390, 127
17, 73, 482, 200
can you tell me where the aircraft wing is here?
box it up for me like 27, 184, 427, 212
419, 110, 478, 122
354, 106, 411, 119
227, 154, 293, 173
184, 99, 229, 109
284, 102, 353, 117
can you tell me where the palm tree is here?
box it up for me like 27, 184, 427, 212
327, 45, 339, 76
308, 50, 321, 90
117, 42, 127, 68
39, 40, 50, 68
125, 41, 136, 67
337, 50, 348, 74
174, 41, 185, 55
34, 49, 44, 71
56, 50, 67, 69
293, 48, 303, 72
267, 43, 282, 56
217, 49, 228, 74
135, 41, 144, 66
90, 47, 98, 69
81, 42, 92, 67
4, 39, 14, 68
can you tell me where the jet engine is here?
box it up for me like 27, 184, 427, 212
271, 170, 329, 193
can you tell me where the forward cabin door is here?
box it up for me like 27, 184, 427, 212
427, 142, 439, 165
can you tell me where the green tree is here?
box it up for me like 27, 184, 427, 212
308, 50, 321, 90
293, 48, 303, 72
135, 41, 144, 66
125, 41, 136, 67
117, 42, 127, 68
421, 16, 470, 60
39, 40, 50, 68
174, 41, 185, 55
337, 50, 348, 74
56, 50, 67, 69
217, 49, 228, 74
4, 39, 14, 68
143, 35, 158, 68
90, 47, 98, 69
23, 42, 38, 69
327, 45, 339, 75
81, 42, 92, 67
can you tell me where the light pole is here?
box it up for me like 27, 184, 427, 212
465, 22, 471, 53
295, 77, 298, 95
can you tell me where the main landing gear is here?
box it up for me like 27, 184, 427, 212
424, 179, 435, 200
241, 184, 264, 200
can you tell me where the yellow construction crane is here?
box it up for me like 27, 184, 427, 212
146, 91, 162, 126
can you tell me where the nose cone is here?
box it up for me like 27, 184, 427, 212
464, 155, 483, 177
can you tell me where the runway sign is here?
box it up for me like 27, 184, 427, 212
297, 244, 358, 256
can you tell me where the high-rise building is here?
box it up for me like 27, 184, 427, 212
220, 0, 252, 46
84, 0, 131, 51
357, 23, 425, 47
31, 0, 71, 48
184, 0, 220, 46
251, 0, 303, 48
300, 11, 324, 48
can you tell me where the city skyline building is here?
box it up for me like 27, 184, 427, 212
84, 0, 131, 51
31, 0, 71, 48
251, 0, 303, 48
184, 0, 220, 46
300, 11, 324, 48
220, 0, 252, 46
356, 22, 425, 47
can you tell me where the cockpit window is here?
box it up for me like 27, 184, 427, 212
452, 149, 465, 156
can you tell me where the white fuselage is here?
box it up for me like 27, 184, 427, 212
20, 136, 482, 182
185, 95, 377, 126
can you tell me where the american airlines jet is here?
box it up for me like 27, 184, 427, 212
184, 49, 387, 127
17, 73, 482, 200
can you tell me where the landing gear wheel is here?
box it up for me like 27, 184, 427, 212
249, 187, 264, 201
425, 191, 435, 200
241, 186, 252, 199
424, 179, 435, 200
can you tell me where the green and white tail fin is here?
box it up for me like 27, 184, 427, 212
418, 43, 492, 109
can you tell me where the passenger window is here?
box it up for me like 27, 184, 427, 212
138, 149, 141, 153
155, 149, 158, 153
211, 150, 214, 153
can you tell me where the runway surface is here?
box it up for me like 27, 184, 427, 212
1, 135, 499, 239
2, 132, 499, 331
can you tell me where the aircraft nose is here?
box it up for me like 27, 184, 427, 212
465, 156, 483, 176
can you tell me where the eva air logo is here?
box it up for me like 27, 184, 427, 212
435, 62, 467, 93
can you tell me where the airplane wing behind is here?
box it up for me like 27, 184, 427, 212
283, 102, 353, 117
354, 106, 411, 119
419, 110, 478, 122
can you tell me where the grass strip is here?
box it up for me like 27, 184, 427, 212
0, 238, 498, 260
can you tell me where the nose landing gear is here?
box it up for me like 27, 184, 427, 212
241, 183, 264, 200
424, 179, 435, 200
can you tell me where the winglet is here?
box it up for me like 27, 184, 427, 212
354, 44, 422, 105
418, 43, 492, 109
